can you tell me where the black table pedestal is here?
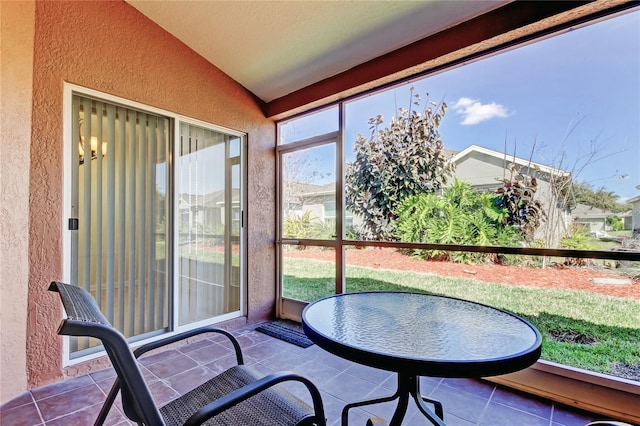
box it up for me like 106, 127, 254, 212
341, 373, 445, 426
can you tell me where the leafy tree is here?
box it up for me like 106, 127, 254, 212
345, 89, 455, 240
570, 181, 630, 213
396, 180, 521, 263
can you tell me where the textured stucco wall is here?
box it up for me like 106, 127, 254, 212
24, 0, 275, 390
0, 0, 35, 403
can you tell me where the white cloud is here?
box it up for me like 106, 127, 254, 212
454, 97, 512, 125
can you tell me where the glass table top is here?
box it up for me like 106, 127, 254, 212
303, 292, 541, 375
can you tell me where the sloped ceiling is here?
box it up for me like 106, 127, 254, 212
125, 1, 510, 103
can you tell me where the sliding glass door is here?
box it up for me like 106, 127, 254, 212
68, 91, 245, 358
177, 123, 242, 326
70, 95, 170, 356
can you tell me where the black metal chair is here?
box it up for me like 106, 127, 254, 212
49, 281, 326, 426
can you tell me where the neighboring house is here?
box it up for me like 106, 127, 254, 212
621, 210, 633, 231
571, 204, 611, 234
283, 182, 358, 229
283, 182, 334, 221
178, 189, 241, 234
450, 144, 571, 245
628, 188, 640, 234
291, 144, 573, 243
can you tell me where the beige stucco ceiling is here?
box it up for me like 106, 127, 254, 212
125, 1, 510, 103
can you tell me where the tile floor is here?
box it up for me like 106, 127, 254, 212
0, 324, 612, 426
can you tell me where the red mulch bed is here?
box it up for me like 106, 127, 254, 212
285, 247, 640, 300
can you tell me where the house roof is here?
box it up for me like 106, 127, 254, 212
450, 144, 570, 177
287, 182, 335, 198
571, 203, 611, 219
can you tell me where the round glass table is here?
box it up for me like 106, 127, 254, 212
302, 291, 542, 426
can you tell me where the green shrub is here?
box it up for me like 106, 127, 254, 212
283, 211, 336, 240
560, 224, 598, 266
283, 211, 315, 239
396, 180, 521, 263
560, 224, 595, 250
607, 215, 624, 231
312, 219, 336, 240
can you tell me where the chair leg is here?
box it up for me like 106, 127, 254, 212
94, 378, 120, 425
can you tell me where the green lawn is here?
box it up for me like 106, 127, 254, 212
283, 257, 640, 380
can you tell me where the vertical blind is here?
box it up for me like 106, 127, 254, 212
71, 95, 169, 355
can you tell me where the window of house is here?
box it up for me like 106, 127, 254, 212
65, 87, 245, 359
277, 10, 639, 383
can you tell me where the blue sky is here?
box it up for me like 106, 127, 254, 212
341, 10, 639, 200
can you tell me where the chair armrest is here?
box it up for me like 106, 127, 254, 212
184, 371, 326, 426
96, 326, 244, 426
133, 326, 244, 365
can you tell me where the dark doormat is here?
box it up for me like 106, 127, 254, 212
256, 319, 314, 348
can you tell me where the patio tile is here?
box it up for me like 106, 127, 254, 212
130, 364, 161, 385
231, 329, 273, 348
239, 338, 290, 363
95, 377, 116, 395
37, 383, 105, 422
181, 341, 235, 364
317, 392, 344, 426
89, 367, 117, 383
322, 371, 381, 402
440, 378, 496, 400
0, 391, 33, 410
433, 412, 476, 426
0, 399, 43, 426
137, 347, 181, 367
304, 345, 355, 371
145, 353, 199, 379
479, 401, 549, 426
551, 403, 597, 425
358, 397, 420, 424
44, 402, 128, 426
164, 365, 217, 395
344, 363, 394, 386
0, 329, 617, 425
346, 405, 393, 426
490, 384, 553, 420
204, 353, 244, 374
147, 380, 180, 406
259, 349, 310, 371
30, 374, 94, 401
177, 337, 218, 354
429, 381, 490, 424
291, 359, 344, 388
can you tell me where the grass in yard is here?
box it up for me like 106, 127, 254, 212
283, 257, 640, 380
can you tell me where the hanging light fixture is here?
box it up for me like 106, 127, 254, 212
78, 119, 107, 164
79, 136, 107, 164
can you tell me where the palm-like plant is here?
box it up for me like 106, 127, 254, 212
396, 180, 521, 263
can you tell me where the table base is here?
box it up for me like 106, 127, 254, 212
341, 374, 446, 426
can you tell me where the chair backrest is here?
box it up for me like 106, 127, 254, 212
49, 281, 164, 425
